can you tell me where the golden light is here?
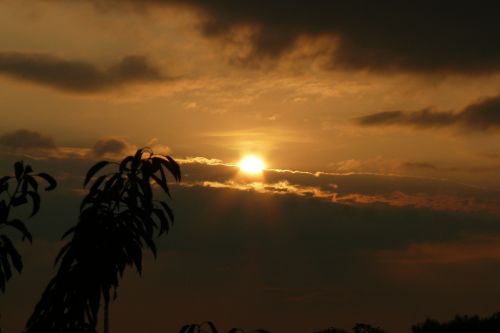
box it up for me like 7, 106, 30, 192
239, 155, 266, 175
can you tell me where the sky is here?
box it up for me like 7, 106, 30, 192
1, 1, 500, 332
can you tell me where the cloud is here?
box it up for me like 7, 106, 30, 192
92, 137, 130, 157
356, 95, 500, 131
0, 52, 165, 93
91, 1, 500, 74
177, 160, 500, 215
0, 129, 56, 149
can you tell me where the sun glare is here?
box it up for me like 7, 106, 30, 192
239, 155, 266, 175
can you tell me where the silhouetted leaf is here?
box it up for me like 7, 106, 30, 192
0, 176, 10, 186
1, 236, 22, 272
159, 201, 174, 223
159, 156, 181, 182
0, 177, 8, 193
166, 156, 181, 181
204, 321, 219, 333
188, 325, 199, 333
27, 191, 40, 217
14, 161, 23, 180
37, 172, 57, 191
12, 195, 28, 207
7, 219, 33, 242
119, 155, 133, 173
89, 175, 107, 195
0, 249, 12, 280
27, 175, 39, 191
179, 325, 191, 333
61, 227, 76, 240
132, 149, 143, 172
151, 173, 168, 194
84, 161, 109, 187
228, 329, 244, 333
153, 208, 168, 235
25, 164, 33, 174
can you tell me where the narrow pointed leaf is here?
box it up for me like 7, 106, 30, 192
11, 195, 28, 207
7, 219, 32, 242
83, 161, 109, 186
14, 161, 23, 180
26, 175, 38, 191
179, 325, 191, 333
37, 172, 57, 191
1, 236, 22, 272
0, 176, 10, 186
159, 201, 174, 223
203, 321, 219, 333
27, 191, 40, 217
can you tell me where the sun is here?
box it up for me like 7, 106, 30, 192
239, 155, 266, 174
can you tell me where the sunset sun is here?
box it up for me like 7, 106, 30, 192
239, 155, 266, 174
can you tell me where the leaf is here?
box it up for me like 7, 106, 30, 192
27, 191, 40, 217
179, 325, 191, 333
159, 201, 174, 223
187, 325, 200, 333
153, 208, 169, 235
89, 175, 107, 195
0, 249, 12, 280
61, 226, 76, 240
26, 175, 39, 191
203, 321, 219, 333
6, 219, 32, 242
1, 236, 22, 272
165, 156, 181, 182
84, 161, 109, 187
151, 173, 169, 195
14, 161, 23, 180
25, 165, 33, 174
11, 195, 28, 207
131, 149, 144, 172
0, 176, 10, 186
161, 156, 181, 182
37, 172, 57, 191
227, 329, 244, 333
119, 155, 134, 173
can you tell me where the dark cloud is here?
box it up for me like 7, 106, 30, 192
0, 52, 164, 93
357, 109, 456, 128
460, 95, 500, 130
356, 95, 500, 131
92, 138, 129, 157
0, 129, 56, 149
96, 0, 500, 74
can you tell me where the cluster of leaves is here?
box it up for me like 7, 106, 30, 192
179, 321, 270, 333
315, 323, 387, 333
412, 312, 500, 333
0, 161, 56, 293
25, 148, 181, 333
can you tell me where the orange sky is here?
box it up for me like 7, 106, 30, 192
1, 1, 500, 332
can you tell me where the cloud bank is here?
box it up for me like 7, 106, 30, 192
0, 52, 165, 93
94, 0, 500, 74
356, 95, 500, 131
